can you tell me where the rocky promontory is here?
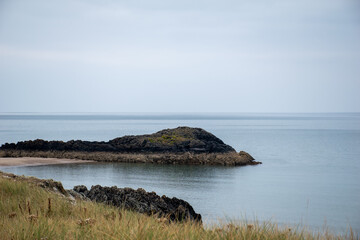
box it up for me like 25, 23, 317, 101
0, 170, 201, 223
71, 185, 202, 222
0, 127, 261, 166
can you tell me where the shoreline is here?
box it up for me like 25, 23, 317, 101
0, 170, 356, 238
0, 127, 261, 166
0, 157, 94, 167
0, 150, 260, 166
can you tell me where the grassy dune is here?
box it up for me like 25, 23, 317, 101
0, 175, 357, 240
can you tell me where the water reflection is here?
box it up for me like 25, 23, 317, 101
1, 162, 238, 197
1, 158, 360, 234
1, 113, 360, 233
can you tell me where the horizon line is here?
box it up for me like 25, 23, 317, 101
0, 111, 359, 115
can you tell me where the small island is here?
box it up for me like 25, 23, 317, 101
0, 126, 261, 166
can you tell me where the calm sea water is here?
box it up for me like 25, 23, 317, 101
0, 113, 359, 233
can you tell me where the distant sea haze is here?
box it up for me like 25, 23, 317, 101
0, 113, 359, 234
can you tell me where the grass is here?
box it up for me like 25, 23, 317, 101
147, 134, 190, 145
0, 176, 358, 240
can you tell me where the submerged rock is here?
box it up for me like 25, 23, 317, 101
72, 184, 202, 222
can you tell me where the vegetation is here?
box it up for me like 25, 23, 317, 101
0, 150, 255, 165
0, 175, 357, 240
147, 134, 190, 145
0, 127, 255, 165
0, 126, 235, 154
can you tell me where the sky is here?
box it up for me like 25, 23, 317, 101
0, 0, 359, 113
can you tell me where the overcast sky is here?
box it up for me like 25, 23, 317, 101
0, 0, 359, 113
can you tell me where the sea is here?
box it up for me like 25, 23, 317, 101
0, 113, 359, 234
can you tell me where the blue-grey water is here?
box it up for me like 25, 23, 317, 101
0, 113, 359, 234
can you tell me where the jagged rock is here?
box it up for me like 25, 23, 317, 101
68, 185, 89, 200
73, 185, 202, 222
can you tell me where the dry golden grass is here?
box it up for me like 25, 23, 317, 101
0, 176, 357, 240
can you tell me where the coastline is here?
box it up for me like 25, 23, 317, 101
0, 150, 260, 166
0, 157, 94, 167
0, 170, 355, 239
0, 127, 261, 166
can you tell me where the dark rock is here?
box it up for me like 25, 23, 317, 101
0, 127, 235, 154
73, 185, 88, 193
0, 127, 261, 166
73, 184, 202, 223
67, 189, 88, 200
72, 185, 89, 198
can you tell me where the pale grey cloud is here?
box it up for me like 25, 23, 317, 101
0, 0, 359, 112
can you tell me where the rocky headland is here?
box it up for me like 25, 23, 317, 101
0, 126, 261, 166
0, 170, 201, 222
71, 185, 202, 222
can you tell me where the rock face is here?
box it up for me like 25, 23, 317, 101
72, 185, 202, 223
1, 127, 235, 154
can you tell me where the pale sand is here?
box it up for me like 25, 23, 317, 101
0, 157, 94, 167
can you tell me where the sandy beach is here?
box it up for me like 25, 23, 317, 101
0, 157, 94, 167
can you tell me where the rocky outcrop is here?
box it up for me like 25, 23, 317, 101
0, 127, 261, 166
0, 170, 202, 223
0, 127, 234, 153
72, 185, 202, 223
